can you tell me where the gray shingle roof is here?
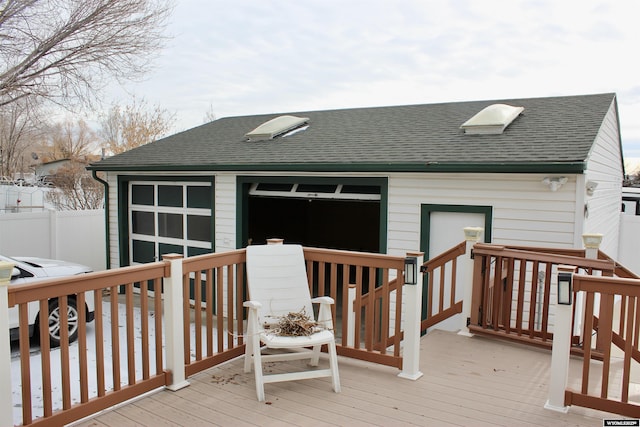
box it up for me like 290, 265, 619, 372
89, 93, 617, 173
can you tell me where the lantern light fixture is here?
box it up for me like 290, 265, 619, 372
557, 271, 573, 305
404, 257, 417, 285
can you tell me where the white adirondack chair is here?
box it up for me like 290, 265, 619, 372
243, 243, 341, 401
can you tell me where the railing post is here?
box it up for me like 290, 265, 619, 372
398, 251, 424, 380
582, 233, 603, 260
347, 284, 356, 347
0, 261, 15, 427
582, 233, 604, 351
163, 254, 190, 391
545, 265, 576, 413
459, 227, 484, 336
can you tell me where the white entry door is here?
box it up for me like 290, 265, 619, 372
423, 207, 490, 332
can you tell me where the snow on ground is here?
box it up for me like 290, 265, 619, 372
11, 301, 224, 425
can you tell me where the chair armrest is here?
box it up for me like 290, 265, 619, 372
243, 300, 262, 309
312, 297, 335, 329
243, 301, 262, 335
311, 296, 334, 305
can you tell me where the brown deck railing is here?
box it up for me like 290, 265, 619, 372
5, 245, 412, 426
175, 246, 408, 374
302, 247, 406, 369
7, 262, 168, 426
180, 249, 247, 377
420, 241, 467, 331
469, 243, 616, 349
598, 250, 640, 279
566, 274, 640, 417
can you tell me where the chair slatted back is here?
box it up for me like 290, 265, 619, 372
245, 244, 314, 326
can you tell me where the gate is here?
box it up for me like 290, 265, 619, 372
468, 243, 615, 349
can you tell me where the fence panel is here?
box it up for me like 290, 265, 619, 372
0, 209, 106, 272
8, 263, 168, 426
302, 247, 406, 369
4, 245, 414, 425
566, 275, 640, 417
469, 243, 615, 349
420, 241, 466, 331
180, 250, 247, 377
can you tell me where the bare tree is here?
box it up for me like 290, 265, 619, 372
203, 103, 216, 124
0, 0, 173, 108
46, 118, 98, 160
624, 173, 640, 188
45, 161, 104, 210
100, 97, 175, 155
40, 118, 102, 209
0, 98, 44, 177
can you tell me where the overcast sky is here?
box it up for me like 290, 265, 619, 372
105, 0, 640, 163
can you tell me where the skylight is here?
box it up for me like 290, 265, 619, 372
245, 115, 309, 141
460, 104, 524, 135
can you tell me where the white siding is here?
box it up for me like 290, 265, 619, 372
214, 173, 237, 252
582, 100, 624, 257
106, 173, 120, 267
105, 164, 621, 264
387, 173, 580, 258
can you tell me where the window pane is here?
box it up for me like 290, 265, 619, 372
256, 183, 294, 192
158, 213, 183, 238
159, 243, 183, 257
132, 211, 154, 235
158, 212, 182, 239
188, 247, 211, 256
132, 185, 154, 205
341, 185, 380, 195
187, 215, 211, 242
296, 184, 337, 193
132, 240, 155, 263
187, 186, 212, 208
158, 185, 183, 207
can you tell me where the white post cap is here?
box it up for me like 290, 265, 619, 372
0, 261, 14, 284
582, 233, 603, 249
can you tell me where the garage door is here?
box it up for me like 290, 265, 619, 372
241, 178, 386, 253
129, 181, 213, 264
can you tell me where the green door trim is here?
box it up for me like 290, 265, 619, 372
419, 204, 492, 325
419, 204, 492, 258
116, 175, 215, 267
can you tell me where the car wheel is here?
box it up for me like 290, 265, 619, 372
47, 297, 79, 347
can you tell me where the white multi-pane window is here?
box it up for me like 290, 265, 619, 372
129, 181, 213, 264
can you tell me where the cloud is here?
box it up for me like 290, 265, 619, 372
103, 0, 640, 156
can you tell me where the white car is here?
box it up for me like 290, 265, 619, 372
3, 255, 95, 347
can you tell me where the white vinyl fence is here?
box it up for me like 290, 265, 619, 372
0, 209, 106, 272
619, 212, 640, 276
1, 209, 637, 277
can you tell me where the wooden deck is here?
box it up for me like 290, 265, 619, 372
73, 330, 615, 427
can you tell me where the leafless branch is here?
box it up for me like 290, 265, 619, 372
0, 0, 173, 108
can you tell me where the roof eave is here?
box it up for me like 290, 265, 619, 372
88, 161, 587, 174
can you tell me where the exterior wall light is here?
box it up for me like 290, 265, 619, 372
404, 256, 417, 285
557, 271, 573, 305
542, 176, 568, 192
585, 180, 598, 196
463, 226, 483, 241
0, 261, 15, 283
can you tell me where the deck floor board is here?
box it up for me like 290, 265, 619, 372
73, 330, 616, 426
